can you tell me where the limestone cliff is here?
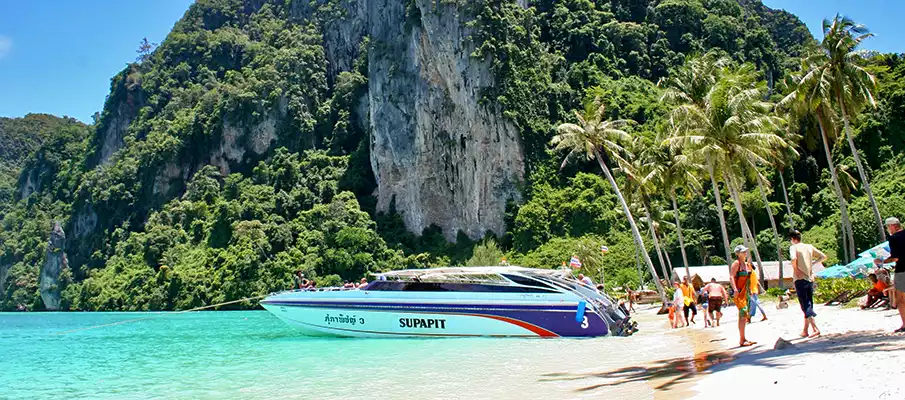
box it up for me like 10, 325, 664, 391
368, 0, 524, 240
66, 0, 523, 255
0, 263, 8, 295
39, 222, 68, 311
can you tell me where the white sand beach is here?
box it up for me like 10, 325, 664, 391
650, 299, 905, 400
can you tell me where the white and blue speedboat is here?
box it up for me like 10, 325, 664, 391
261, 266, 635, 338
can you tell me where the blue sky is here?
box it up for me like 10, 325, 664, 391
762, 0, 905, 54
0, 1, 193, 123
0, 1, 903, 123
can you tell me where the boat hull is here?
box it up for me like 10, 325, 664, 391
261, 298, 609, 338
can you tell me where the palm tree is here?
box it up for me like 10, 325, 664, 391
626, 138, 675, 282
619, 157, 670, 282
766, 127, 801, 288
782, 59, 857, 261
821, 15, 884, 243
755, 173, 787, 289
665, 62, 788, 286
660, 51, 735, 267
773, 127, 801, 231
553, 99, 668, 303
640, 138, 703, 280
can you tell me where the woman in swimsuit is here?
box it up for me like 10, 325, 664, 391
730, 245, 756, 347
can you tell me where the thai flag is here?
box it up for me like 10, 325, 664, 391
569, 256, 582, 269
600, 245, 609, 253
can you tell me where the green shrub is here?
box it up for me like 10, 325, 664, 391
814, 277, 871, 303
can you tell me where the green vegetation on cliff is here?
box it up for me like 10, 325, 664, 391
2, 0, 904, 311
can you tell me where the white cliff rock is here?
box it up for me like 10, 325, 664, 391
39, 222, 69, 310
368, 0, 524, 240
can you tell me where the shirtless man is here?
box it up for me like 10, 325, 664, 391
703, 278, 727, 327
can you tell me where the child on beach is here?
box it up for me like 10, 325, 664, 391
672, 281, 686, 328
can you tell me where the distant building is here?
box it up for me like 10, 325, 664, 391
671, 261, 826, 289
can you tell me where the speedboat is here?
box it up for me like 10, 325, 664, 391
261, 266, 636, 338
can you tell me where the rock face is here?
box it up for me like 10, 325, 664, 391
0, 263, 8, 295
74, 0, 525, 245
39, 222, 69, 310
367, 0, 525, 240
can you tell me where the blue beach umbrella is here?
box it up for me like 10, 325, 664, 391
816, 264, 853, 279
858, 241, 890, 260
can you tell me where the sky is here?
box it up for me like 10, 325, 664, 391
762, 0, 905, 54
0, 1, 903, 123
0, 1, 194, 123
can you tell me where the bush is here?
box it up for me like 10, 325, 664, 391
765, 287, 785, 297
814, 277, 871, 303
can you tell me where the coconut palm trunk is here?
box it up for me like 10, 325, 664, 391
594, 151, 667, 303
670, 188, 692, 280
816, 115, 857, 261
779, 168, 795, 231
838, 98, 885, 244
644, 206, 671, 282
725, 173, 766, 287
634, 246, 644, 290
660, 230, 676, 276
757, 177, 786, 289
708, 162, 734, 268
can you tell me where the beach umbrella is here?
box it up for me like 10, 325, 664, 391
858, 241, 890, 260
817, 264, 853, 279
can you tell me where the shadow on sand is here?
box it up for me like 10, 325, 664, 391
540, 330, 905, 394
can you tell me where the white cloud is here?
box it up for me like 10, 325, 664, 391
0, 36, 12, 60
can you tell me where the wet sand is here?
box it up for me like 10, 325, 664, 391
534, 305, 731, 399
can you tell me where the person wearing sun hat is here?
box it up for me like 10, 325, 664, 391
730, 244, 755, 347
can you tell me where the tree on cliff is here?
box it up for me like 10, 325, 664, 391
135, 37, 157, 63
552, 99, 667, 303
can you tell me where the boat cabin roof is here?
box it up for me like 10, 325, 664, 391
373, 266, 571, 283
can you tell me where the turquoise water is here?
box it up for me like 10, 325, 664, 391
1, 310, 690, 399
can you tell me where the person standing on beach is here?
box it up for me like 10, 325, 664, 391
626, 289, 636, 313
704, 278, 727, 327
680, 276, 697, 325
748, 265, 767, 323
875, 217, 905, 333
730, 245, 756, 347
672, 281, 686, 328
789, 230, 827, 338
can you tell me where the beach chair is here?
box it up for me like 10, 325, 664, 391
825, 289, 869, 306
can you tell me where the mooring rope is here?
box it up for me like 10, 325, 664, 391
54, 294, 270, 335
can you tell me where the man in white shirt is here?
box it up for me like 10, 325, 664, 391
789, 230, 827, 338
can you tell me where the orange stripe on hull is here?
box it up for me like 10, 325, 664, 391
464, 313, 560, 337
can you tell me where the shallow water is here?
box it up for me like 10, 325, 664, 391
0, 310, 707, 399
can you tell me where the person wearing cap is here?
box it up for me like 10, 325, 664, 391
790, 230, 827, 338
730, 244, 756, 347
875, 217, 905, 333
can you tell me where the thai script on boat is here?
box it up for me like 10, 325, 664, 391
399, 317, 447, 329
324, 313, 364, 325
